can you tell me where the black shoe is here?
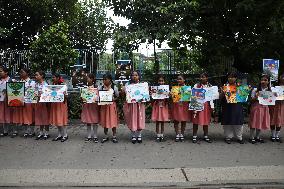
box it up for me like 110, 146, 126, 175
93, 137, 99, 143
131, 136, 137, 144
61, 136, 68, 142
0, 133, 8, 137
35, 134, 44, 140
192, 137, 197, 143
276, 137, 282, 143
43, 134, 50, 140
23, 133, 29, 138
29, 133, 36, 138
85, 137, 92, 141
248, 138, 256, 144
180, 135, 184, 142
137, 136, 142, 143
271, 137, 276, 142
11, 133, 18, 138
156, 136, 160, 142
175, 136, 180, 142
101, 137, 109, 143
256, 138, 265, 143
52, 136, 63, 141
112, 137, 118, 143
160, 136, 164, 142
225, 138, 231, 144
237, 139, 245, 144
204, 137, 212, 143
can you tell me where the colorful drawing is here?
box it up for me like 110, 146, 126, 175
204, 86, 219, 101
24, 87, 38, 103
263, 59, 280, 81
0, 83, 6, 101
39, 85, 67, 102
171, 86, 181, 103
236, 85, 251, 103
180, 86, 191, 102
223, 85, 237, 103
81, 87, 98, 103
6, 82, 25, 107
189, 97, 205, 111
151, 85, 169, 99
272, 86, 284, 101
125, 82, 150, 103
258, 91, 276, 105
98, 89, 113, 105
191, 88, 206, 100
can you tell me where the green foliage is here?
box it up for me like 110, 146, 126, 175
68, 92, 82, 119
29, 21, 78, 72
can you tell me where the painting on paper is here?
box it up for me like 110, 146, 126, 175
98, 89, 113, 105
24, 87, 38, 103
263, 59, 279, 81
189, 97, 205, 111
171, 86, 181, 103
236, 85, 251, 103
6, 82, 25, 107
81, 87, 98, 103
0, 83, 6, 101
223, 85, 237, 103
204, 86, 219, 101
272, 86, 284, 101
151, 85, 169, 99
180, 86, 191, 102
125, 82, 150, 103
258, 91, 276, 105
39, 85, 67, 102
191, 88, 206, 100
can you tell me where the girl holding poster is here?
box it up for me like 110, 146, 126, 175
220, 72, 244, 144
191, 73, 212, 143
171, 75, 191, 142
99, 73, 119, 143
270, 73, 284, 143
81, 73, 100, 143
50, 73, 69, 142
17, 68, 36, 137
249, 74, 272, 144
151, 75, 170, 142
34, 71, 50, 140
123, 71, 146, 144
0, 66, 12, 137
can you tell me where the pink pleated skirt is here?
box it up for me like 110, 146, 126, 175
192, 101, 212, 126
49, 102, 68, 126
100, 103, 118, 128
171, 102, 191, 122
123, 103, 145, 131
22, 104, 34, 125
151, 100, 170, 122
34, 103, 49, 126
250, 102, 270, 130
81, 103, 100, 124
270, 101, 284, 126
0, 101, 12, 124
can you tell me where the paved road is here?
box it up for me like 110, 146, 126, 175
0, 122, 283, 188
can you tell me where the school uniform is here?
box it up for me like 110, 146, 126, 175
81, 86, 100, 124
151, 99, 170, 122
0, 77, 12, 124
34, 81, 49, 126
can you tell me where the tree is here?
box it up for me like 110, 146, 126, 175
29, 21, 79, 72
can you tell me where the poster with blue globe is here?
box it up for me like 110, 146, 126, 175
126, 82, 150, 103
39, 85, 67, 102
263, 59, 279, 81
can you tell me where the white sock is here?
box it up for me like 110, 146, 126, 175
92, 124, 98, 138
137, 131, 142, 137
255, 129, 261, 139
131, 131, 136, 138
157, 133, 161, 137
160, 133, 164, 137
57, 127, 62, 137
62, 126, 67, 137
276, 131, 280, 138
193, 135, 197, 138
87, 126, 92, 138
271, 130, 276, 138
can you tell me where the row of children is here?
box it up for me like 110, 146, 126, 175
0, 66, 283, 144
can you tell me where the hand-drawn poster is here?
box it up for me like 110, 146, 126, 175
81, 87, 98, 103
258, 91, 276, 105
151, 85, 169, 99
263, 59, 280, 81
0, 83, 6, 101
191, 88, 206, 100
204, 86, 219, 101
24, 87, 38, 103
98, 89, 113, 105
272, 86, 284, 101
39, 85, 67, 102
6, 82, 25, 107
180, 86, 191, 102
189, 88, 206, 111
236, 85, 251, 103
125, 82, 150, 103
223, 85, 237, 103
171, 86, 181, 103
